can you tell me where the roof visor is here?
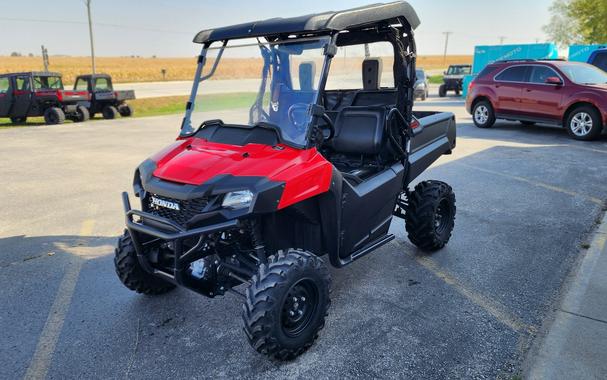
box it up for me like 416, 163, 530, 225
193, 1, 420, 44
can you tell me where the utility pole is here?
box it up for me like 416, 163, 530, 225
85, 0, 96, 74
499, 36, 507, 45
41, 45, 49, 72
442, 32, 452, 64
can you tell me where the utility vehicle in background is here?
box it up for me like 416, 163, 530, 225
439, 64, 472, 97
115, 1, 457, 360
0, 72, 89, 124
73, 73, 135, 119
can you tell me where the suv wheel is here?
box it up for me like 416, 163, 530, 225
43, 107, 66, 125
566, 106, 603, 141
405, 181, 456, 252
114, 230, 176, 295
438, 84, 447, 97
102, 105, 119, 119
472, 100, 496, 128
243, 249, 331, 360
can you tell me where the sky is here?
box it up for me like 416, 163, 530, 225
0, 0, 554, 57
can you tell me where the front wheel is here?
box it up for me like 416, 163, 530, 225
242, 249, 331, 361
566, 106, 603, 141
405, 181, 456, 252
438, 84, 447, 97
472, 100, 496, 129
114, 231, 176, 295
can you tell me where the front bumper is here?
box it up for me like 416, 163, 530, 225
122, 192, 240, 297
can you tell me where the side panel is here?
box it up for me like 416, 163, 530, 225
339, 163, 405, 258
0, 79, 13, 117
407, 113, 456, 184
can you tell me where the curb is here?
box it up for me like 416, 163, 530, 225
524, 208, 607, 379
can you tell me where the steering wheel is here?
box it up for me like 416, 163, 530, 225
287, 103, 335, 141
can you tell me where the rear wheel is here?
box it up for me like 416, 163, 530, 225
242, 249, 331, 360
438, 84, 447, 97
114, 230, 176, 295
566, 106, 603, 141
10, 117, 27, 124
43, 107, 65, 125
102, 105, 119, 119
472, 100, 496, 129
74, 105, 90, 122
118, 104, 133, 117
405, 181, 456, 252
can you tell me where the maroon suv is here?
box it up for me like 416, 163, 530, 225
466, 59, 607, 140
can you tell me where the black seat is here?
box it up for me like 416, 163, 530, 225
330, 106, 387, 156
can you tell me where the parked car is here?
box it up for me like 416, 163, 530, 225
588, 48, 607, 72
114, 1, 457, 360
439, 64, 472, 97
73, 74, 135, 119
0, 72, 89, 125
466, 59, 607, 140
414, 68, 429, 100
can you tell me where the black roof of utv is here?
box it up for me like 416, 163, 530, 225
0, 71, 62, 78
193, 1, 420, 44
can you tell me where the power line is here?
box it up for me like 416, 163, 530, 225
0, 17, 191, 35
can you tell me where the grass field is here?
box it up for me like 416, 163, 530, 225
0, 92, 257, 127
0, 55, 472, 84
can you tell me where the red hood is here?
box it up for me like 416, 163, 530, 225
153, 138, 326, 185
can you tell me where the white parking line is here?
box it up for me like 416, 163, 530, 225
23, 220, 95, 380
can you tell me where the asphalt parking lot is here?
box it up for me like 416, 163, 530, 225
1, 93, 606, 379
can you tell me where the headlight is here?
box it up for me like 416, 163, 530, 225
222, 190, 254, 209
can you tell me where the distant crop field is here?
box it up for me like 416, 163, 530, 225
0, 55, 472, 84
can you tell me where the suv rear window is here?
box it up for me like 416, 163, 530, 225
495, 66, 529, 82
476, 65, 498, 79
591, 52, 607, 72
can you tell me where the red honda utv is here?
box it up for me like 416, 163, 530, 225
115, 1, 457, 360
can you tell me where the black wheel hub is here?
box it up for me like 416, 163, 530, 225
281, 279, 318, 337
435, 198, 452, 235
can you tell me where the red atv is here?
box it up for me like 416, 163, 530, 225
115, 1, 457, 360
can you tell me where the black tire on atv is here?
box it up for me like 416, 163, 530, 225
438, 84, 447, 97
44, 107, 65, 125
10, 116, 27, 124
102, 105, 119, 119
405, 181, 456, 252
75, 105, 90, 122
243, 249, 331, 361
119, 104, 133, 117
114, 230, 176, 295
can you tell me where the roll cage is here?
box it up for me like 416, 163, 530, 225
180, 1, 420, 149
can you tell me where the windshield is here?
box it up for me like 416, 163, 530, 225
559, 63, 607, 85
447, 66, 471, 75
33, 76, 63, 90
182, 37, 329, 147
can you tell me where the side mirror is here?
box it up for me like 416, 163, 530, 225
443, 71, 447, 75
545, 76, 563, 86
